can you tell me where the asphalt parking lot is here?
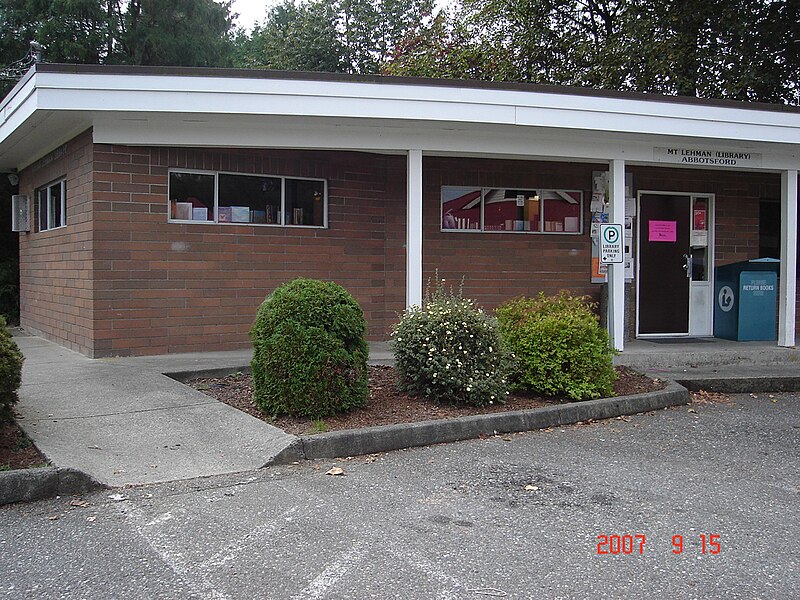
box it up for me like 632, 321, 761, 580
1, 392, 797, 600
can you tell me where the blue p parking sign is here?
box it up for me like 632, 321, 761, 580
600, 224, 624, 264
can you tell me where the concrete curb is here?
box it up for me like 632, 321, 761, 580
0, 467, 107, 506
164, 365, 252, 383
267, 381, 689, 462
674, 376, 800, 394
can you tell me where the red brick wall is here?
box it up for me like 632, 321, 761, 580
91, 146, 397, 356
18, 130, 94, 355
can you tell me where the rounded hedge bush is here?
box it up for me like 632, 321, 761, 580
250, 278, 368, 418
496, 291, 616, 401
0, 315, 23, 419
392, 279, 509, 406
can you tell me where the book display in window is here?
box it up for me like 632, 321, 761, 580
231, 206, 250, 222
175, 202, 192, 220
218, 174, 281, 226
285, 178, 324, 227
441, 186, 582, 234
168, 170, 326, 228
169, 172, 215, 222
441, 187, 481, 230
542, 190, 581, 233
484, 188, 539, 232
218, 206, 232, 222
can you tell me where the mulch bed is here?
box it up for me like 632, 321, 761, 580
0, 417, 48, 471
189, 365, 666, 436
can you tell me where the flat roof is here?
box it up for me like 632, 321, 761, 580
0, 63, 797, 172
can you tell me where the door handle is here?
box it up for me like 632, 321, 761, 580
683, 254, 693, 279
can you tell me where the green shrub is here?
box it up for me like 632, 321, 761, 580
392, 279, 509, 406
0, 315, 23, 419
250, 278, 368, 418
496, 291, 616, 401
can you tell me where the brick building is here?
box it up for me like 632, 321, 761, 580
0, 64, 797, 357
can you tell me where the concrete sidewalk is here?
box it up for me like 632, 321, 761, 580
11, 331, 799, 492
14, 333, 293, 488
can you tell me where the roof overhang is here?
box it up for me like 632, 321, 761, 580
1, 64, 798, 172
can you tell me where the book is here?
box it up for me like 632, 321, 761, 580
293, 207, 304, 225
251, 210, 266, 224
564, 216, 579, 232
218, 206, 232, 222
175, 202, 192, 220
231, 206, 250, 222
192, 207, 208, 221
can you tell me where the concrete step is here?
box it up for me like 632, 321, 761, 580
615, 339, 799, 370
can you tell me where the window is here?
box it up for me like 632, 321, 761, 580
169, 171, 215, 221
37, 179, 67, 231
169, 170, 326, 227
285, 178, 325, 227
441, 186, 582, 234
219, 174, 281, 224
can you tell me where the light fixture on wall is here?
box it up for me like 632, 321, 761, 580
7, 170, 18, 186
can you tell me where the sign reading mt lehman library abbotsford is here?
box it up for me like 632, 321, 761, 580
654, 147, 763, 168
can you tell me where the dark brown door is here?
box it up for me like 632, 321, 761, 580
638, 194, 691, 335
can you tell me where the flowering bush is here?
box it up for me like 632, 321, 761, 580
392, 279, 509, 406
496, 291, 616, 400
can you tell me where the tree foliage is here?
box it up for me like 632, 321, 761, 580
384, 0, 799, 105
234, 0, 343, 71
233, 0, 435, 74
0, 0, 797, 105
0, 0, 235, 73
116, 0, 234, 67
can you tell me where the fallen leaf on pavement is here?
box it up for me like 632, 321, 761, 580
70, 499, 89, 508
524, 485, 539, 491
325, 467, 345, 476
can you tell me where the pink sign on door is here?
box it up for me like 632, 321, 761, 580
649, 220, 677, 242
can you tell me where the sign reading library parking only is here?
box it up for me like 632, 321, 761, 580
600, 224, 624, 264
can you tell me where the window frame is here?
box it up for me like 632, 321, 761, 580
168, 168, 328, 229
440, 186, 584, 235
37, 178, 67, 232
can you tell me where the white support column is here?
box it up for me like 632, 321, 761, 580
406, 149, 424, 308
778, 170, 797, 347
607, 159, 626, 352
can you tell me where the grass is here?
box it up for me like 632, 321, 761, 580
309, 419, 329, 434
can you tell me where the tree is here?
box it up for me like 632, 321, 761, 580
234, 0, 343, 72
385, 0, 799, 105
0, 0, 109, 65
116, 0, 234, 66
233, 0, 435, 75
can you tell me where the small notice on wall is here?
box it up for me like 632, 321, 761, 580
649, 220, 677, 242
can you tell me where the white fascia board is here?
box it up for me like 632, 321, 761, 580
34, 71, 800, 146
93, 113, 800, 171
0, 75, 38, 144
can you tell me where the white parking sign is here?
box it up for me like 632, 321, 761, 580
600, 224, 624, 264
